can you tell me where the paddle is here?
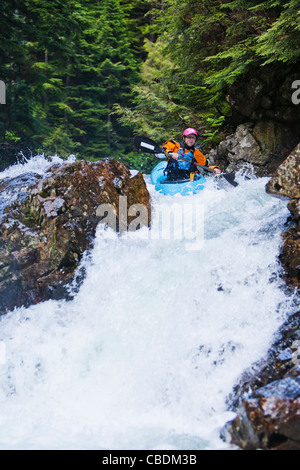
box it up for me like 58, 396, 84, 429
175, 155, 238, 187
133, 135, 238, 187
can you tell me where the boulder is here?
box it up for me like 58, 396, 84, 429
279, 229, 300, 288
224, 312, 300, 450
266, 143, 300, 200
266, 143, 300, 288
207, 121, 298, 176
227, 377, 300, 450
0, 159, 151, 313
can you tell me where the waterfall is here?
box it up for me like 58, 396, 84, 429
0, 156, 298, 450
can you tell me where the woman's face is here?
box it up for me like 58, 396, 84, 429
184, 135, 196, 145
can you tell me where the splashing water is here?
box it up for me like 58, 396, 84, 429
0, 155, 298, 450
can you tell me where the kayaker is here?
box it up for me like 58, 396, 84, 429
163, 128, 221, 179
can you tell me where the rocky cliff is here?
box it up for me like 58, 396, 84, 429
207, 64, 300, 447
223, 143, 300, 450
207, 63, 300, 177
266, 144, 300, 290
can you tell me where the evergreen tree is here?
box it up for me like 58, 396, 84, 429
0, 0, 141, 164
26, 0, 83, 155
121, 0, 300, 147
114, 36, 186, 143
0, 0, 45, 164
37, 0, 139, 159
2, 0, 298, 170
94, 0, 139, 157
120, 0, 154, 60
0, 0, 82, 161
255, 0, 300, 64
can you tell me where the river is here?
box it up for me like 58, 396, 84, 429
0, 155, 298, 450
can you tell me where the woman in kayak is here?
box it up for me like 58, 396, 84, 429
163, 128, 221, 180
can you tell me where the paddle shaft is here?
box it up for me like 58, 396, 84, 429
133, 135, 238, 186
172, 153, 238, 186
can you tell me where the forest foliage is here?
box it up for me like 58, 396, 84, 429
0, 0, 299, 171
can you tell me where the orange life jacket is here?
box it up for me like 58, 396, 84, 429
163, 140, 219, 172
163, 140, 206, 165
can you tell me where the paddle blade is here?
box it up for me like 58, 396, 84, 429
133, 135, 162, 155
221, 173, 239, 187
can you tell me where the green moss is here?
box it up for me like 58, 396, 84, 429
22, 206, 40, 228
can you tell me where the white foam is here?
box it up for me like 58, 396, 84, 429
0, 160, 298, 450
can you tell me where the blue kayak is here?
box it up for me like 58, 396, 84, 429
150, 161, 206, 196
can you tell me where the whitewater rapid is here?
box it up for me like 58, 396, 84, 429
0, 155, 298, 450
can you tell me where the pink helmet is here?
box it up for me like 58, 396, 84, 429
182, 128, 198, 138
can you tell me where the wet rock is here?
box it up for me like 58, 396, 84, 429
207, 121, 298, 176
224, 311, 300, 450
266, 143, 300, 288
279, 229, 300, 288
0, 159, 150, 313
224, 146, 300, 448
227, 377, 300, 450
266, 143, 300, 200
